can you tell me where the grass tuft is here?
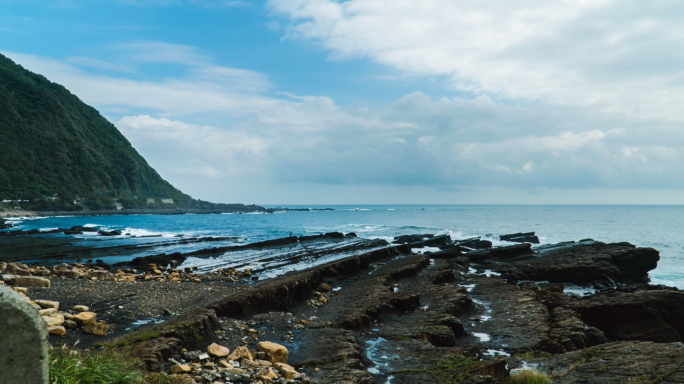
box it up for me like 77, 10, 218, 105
509, 368, 553, 384
49, 345, 187, 384
49, 345, 142, 384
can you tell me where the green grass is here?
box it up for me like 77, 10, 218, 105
48, 345, 187, 384
422, 356, 484, 384
509, 369, 553, 384
49, 346, 143, 384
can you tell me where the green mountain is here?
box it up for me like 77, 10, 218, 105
0, 53, 192, 209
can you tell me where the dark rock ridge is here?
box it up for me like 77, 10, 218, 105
541, 341, 684, 383
471, 241, 660, 284
0, 218, 12, 230
499, 231, 540, 244
537, 287, 684, 343
112, 232, 374, 271
42, 233, 678, 383
391, 231, 541, 251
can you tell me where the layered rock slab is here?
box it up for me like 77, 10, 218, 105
542, 288, 684, 343
472, 241, 659, 284
542, 341, 684, 384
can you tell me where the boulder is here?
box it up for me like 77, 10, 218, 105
275, 362, 298, 379
258, 367, 277, 379
74, 311, 97, 326
43, 313, 64, 327
70, 226, 98, 233
256, 341, 288, 364
207, 343, 230, 358
84, 322, 109, 336
499, 232, 540, 243
98, 230, 122, 236
39, 308, 57, 316
0, 285, 49, 383
170, 364, 192, 374
35, 300, 59, 310
5, 263, 31, 276
59, 270, 83, 279
227, 345, 253, 362
90, 270, 111, 280
424, 234, 451, 247
12, 287, 27, 294
241, 359, 259, 369
3, 276, 50, 287
48, 326, 66, 336
72, 305, 89, 312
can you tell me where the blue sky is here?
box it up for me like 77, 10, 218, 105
3, 0, 684, 204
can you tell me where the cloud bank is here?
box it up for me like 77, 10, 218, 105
270, 0, 684, 120
8, 0, 684, 204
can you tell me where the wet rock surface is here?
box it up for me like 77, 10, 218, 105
5, 230, 684, 383
540, 341, 684, 383
472, 241, 660, 284
565, 289, 684, 342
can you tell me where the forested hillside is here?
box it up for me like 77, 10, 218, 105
0, 53, 190, 208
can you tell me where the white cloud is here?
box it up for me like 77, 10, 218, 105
8, 42, 684, 203
270, 0, 684, 120
66, 56, 137, 73
6, 47, 273, 115
117, 115, 270, 178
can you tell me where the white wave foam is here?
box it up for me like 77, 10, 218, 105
412, 247, 442, 254
473, 332, 491, 342
563, 285, 596, 296
125, 227, 178, 238
338, 208, 373, 211
484, 349, 510, 357
510, 361, 540, 374
367, 235, 395, 243
346, 224, 386, 232
5, 216, 49, 223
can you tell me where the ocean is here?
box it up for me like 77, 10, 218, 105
4, 205, 683, 288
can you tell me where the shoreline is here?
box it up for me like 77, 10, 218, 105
0, 208, 274, 219
5, 238, 684, 384
2, 231, 676, 383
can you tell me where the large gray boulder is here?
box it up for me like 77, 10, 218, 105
0, 285, 49, 383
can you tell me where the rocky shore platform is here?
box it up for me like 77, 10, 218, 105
3, 230, 683, 384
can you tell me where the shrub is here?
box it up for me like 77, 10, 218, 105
509, 368, 553, 384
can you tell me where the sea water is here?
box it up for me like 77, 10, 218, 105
4, 205, 684, 288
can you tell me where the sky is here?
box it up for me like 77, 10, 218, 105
2, 0, 684, 204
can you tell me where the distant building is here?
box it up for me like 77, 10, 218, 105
161, 199, 174, 204
146, 198, 156, 204
115, 203, 123, 211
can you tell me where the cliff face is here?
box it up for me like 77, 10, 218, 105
0, 53, 189, 203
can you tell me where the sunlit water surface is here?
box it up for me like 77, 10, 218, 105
5, 205, 683, 288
